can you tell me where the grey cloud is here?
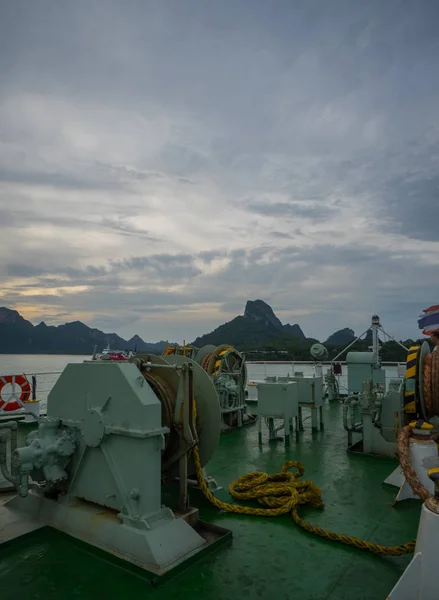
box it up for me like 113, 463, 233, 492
247, 201, 337, 221
6, 264, 47, 278
38, 312, 74, 320
203, 244, 433, 338
0, 167, 123, 191
219, 301, 248, 316
1, 0, 439, 340
94, 162, 197, 186
155, 144, 210, 178
380, 174, 439, 242
0, 206, 77, 231
2, 241, 437, 340
93, 162, 167, 182
91, 314, 142, 332
269, 231, 297, 240
198, 250, 227, 263
6, 252, 203, 287
6, 263, 109, 279
100, 218, 158, 241
112, 254, 202, 281
0, 201, 158, 243
115, 253, 191, 268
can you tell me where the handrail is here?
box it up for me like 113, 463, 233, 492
245, 360, 406, 366
0, 371, 63, 377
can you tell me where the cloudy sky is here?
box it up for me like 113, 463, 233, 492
1, 0, 438, 343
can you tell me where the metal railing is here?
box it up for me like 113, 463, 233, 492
245, 361, 406, 395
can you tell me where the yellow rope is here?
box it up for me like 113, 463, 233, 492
192, 446, 415, 557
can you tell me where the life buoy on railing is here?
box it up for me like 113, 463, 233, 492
0, 374, 31, 411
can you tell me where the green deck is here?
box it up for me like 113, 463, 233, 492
0, 402, 420, 600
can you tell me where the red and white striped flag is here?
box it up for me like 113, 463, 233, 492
418, 305, 439, 335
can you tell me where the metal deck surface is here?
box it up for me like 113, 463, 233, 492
0, 402, 420, 600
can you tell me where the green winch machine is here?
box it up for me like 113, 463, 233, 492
0, 355, 231, 579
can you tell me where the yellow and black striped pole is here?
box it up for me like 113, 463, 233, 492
403, 345, 420, 414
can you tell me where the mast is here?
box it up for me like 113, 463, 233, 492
371, 315, 380, 365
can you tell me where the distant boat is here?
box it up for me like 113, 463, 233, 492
97, 345, 134, 361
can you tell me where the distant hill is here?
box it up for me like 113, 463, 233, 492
0, 303, 415, 361
191, 300, 418, 362
192, 299, 305, 348
0, 307, 169, 355
325, 328, 355, 346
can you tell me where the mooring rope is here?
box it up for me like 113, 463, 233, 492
193, 446, 416, 556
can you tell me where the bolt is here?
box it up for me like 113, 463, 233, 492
130, 488, 140, 500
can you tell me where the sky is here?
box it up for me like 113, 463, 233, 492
1, 0, 438, 343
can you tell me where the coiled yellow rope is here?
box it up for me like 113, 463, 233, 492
192, 446, 415, 556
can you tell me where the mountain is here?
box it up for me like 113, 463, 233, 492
244, 300, 305, 338
0, 304, 413, 361
192, 299, 305, 348
244, 299, 284, 330
283, 323, 306, 338
325, 328, 356, 346
0, 307, 169, 355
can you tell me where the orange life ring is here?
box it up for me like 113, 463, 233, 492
0, 374, 31, 411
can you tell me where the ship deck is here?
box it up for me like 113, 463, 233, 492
1, 401, 420, 600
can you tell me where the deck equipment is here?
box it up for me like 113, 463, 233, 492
0, 356, 230, 578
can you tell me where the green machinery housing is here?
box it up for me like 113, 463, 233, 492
0, 356, 231, 578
